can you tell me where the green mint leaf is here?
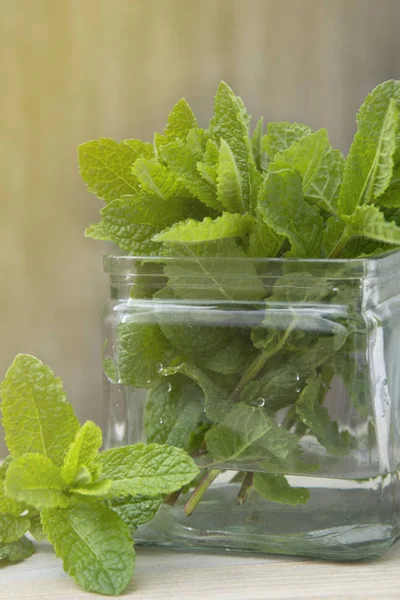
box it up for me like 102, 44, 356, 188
217, 139, 245, 213
245, 218, 283, 257
85, 196, 162, 255
296, 373, 355, 455
343, 204, 400, 244
196, 139, 219, 188
161, 362, 230, 422
161, 132, 223, 211
108, 495, 162, 534
163, 239, 265, 301
205, 403, 298, 463
132, 157, 186, 199
78, 138, 154, 202
271, 129, 345, 214
378, 165, 400, 207
321, 217, 346, 257
0, 354, 79, 466
145, 376, 205, 451
209, 82, 255, 207
29, 512, 47, 541
154, 213, 253, 243
103, 357, 118, 383
41, 502, 135, 596
339, 82, 400, 215
154, 287, 256, 374
262, 122, 312, 159
253, 473, 309, 505
116, 320, 170, 388
0, 458, 26, 517
240, 364, 303, 412
251, 117, 264, 171
333, 334, 371, 417
0, 536, 34, 563
97, 443, 199, 497
258, 169, 323, 257
0, 514, 30, 544
70, 478, 112, 497
61, 421, 103, 486
155, 98, 198, 154
5, 454, 69, 509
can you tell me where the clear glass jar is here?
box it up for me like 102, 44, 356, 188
102, 251, 400, 560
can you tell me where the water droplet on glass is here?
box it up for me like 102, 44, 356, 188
383, 378, 388, 386
295, 387, 301, 394
295, 374, 300, 382
159, 418, 163, 425
156, 362, 164, 373
251, 397, 265, 407
332, 287, 339, 293
166, 383, 172, 392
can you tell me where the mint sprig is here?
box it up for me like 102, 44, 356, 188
79, 81, 400, 532
0, 354, 199, 595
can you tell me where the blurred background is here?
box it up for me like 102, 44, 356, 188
1, 0, 400, 457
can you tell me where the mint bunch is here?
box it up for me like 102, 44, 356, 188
0, 355, 199, 595
78, 82, 400, 515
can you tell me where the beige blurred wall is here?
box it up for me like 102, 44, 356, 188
1, 0, 400, 457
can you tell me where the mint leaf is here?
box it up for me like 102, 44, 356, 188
0, 536, 34, 563
145, 376, 205, 450
61, 421, 103, 486
85, 196, 162, 255
253, 473, 309, 505
296, 373, 355, 455
262, 122, 312, 159
70, 479, 112, 497
163, 239, 265, 301
245, 218, 283, 257
5, 454, 69, 509
108, 495, 162, 534
41, 502, 135, 596
97, 443, 199, 497
132, 157, 186, 199
155, 98, 198, 154
78, 138, 154, 202
116, 320, 170, 388
197, 139, 219, 188
29, 512, 47, 541
209, 82, 255, 207
0, 514, 30, 544
343, 205, 400, 244
321, 217, 346, 257
161, 362, 230, 422
271, 129, 345, 214
240, 364, 303, 412
378, 165, 400, 207
217, 139, 245, 212
162, 131, 223, 211
251, 117, 264, 171
205, 403, 298, 463
103, 357, 117, 383
0, 458, 26, 517
259, 169, 323, 257
1, 354, 79, 466
154, 212, 253, 243
339, 82, 400, 215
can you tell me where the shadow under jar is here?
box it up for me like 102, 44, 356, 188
102, 251, 400, 561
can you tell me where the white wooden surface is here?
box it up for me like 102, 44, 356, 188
1, 541, 400, 599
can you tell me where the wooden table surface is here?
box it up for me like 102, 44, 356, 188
1, 540, 400, 599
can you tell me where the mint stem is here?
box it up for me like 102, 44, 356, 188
328, 229, 352, 258
184, 469, 220, 516
236, 472, 254, 505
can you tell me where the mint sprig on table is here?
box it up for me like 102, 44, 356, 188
0, 354, 199, 595
78, 82, 400, 515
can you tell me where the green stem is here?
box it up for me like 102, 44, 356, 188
184, 469, 220, 516
236, 472, 254, 505
230, 325, 294, 403
328, 229, 352, 259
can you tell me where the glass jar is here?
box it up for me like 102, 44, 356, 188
102, 251, 400, 561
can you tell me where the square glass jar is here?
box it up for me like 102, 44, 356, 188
102, 251, 400, 560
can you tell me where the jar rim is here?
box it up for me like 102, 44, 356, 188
103, 249, 400, 277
